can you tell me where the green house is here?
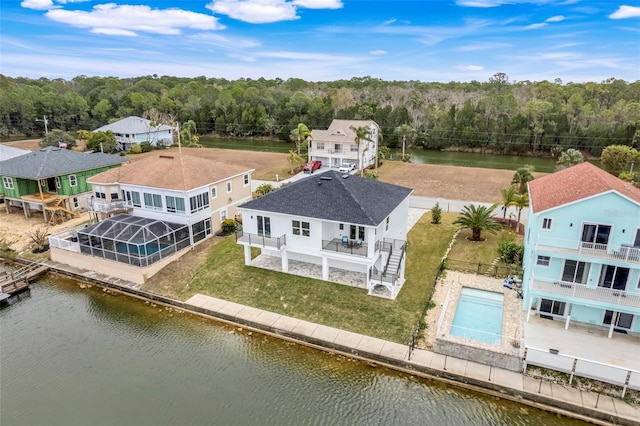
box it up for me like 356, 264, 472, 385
0, 146, 128, 222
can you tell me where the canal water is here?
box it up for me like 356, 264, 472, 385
0, 272, 586, 426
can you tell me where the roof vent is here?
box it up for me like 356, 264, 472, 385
320, 176, 332, 181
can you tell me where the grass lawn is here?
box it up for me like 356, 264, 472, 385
446, 225, 523, 275
144, 212, 458, 344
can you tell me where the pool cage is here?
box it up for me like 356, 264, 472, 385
77, 214, 191, 267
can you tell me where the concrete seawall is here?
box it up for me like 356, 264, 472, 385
6, 257, 639, 426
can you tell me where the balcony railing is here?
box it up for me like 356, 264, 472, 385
329, 149, 343, 154
322, 239, 368, 257
531, 279, 640, 308
536, 236, 640, 264
88, 199, 131, 213
235, 230, 286, 250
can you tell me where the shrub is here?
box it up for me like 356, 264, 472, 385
221, 219, 238, 235
364, 170, 379, 180
128, 143, 142, 154
498, 232, 523, 264
140, 141, 153, 153
431, 202, 442, 224
255, 183, 275, 196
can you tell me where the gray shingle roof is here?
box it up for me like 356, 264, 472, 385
0, 147, 128, 179
240, 170, 412, 226
0, 145, 30, 162
94, 116, 174, 134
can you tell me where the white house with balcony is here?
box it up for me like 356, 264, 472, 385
49, 152, 253, 285
522, 162, 640, 337
309, 120, 379, 171
94, 116, 175, 151
236, 170, 412, 299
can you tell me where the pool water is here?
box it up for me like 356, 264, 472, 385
450, 287, 504, 345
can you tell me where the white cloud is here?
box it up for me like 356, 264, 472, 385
292, 0, 343, 9
457, 42, 512, 51
206, 0, 298, 24
524, 23, 547, 29
457, 65, 485, 71
369, 50, 387, 55
45, 4, 224, 36
546, 15, 565, 22
20, 0, 55, 10
609, 5, 640, 19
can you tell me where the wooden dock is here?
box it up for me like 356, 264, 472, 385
0, 263, 50, 296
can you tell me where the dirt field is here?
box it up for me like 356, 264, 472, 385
1, 140, 544, 252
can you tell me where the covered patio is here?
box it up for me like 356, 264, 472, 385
77, 214, 191, 267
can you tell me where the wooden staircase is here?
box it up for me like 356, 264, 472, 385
45, 197, 80, 225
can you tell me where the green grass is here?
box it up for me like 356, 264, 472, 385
158, 213, 457, 343
447, 226, 523, 274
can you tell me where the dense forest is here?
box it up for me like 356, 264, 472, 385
1, 73, 638, 156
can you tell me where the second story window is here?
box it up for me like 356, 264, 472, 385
211, 187, 217, 199
190, 192, 210, 213
94, 185, 106, 199
69, 174, 77, 187
317, 142, 324, 150
166, 196, 185, 214
542, 218, 552, 230
243, 174, 249, 186
227, 181, 232, 193
350, 144, 358, 152
144, 193, 163, 211
2, 177, 14, 190
125, 190, 141, 208
292, 220, 310, 237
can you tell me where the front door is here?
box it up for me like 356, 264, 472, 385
603, 310, 633, 330
257, 216, 271, 237
46, 177, 56, 192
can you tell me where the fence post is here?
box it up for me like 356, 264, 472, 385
477, 263, 481, 274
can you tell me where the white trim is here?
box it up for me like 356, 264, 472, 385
531, 189, 640, 215
536, 255, 551, 267
541, 217, 552, 230
69, 174, 78, 187
2, 176, 14, 190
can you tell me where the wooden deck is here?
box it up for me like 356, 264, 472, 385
0, 263, 50, 295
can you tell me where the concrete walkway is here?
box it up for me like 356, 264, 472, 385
184, 293, 639, 426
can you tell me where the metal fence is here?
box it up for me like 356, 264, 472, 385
524, 346, 640, 397
445, 258, 513, 278
407, 260, 444, 360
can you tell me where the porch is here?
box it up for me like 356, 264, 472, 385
322, 238, 367, 257
236, 230, 286, 250
531, 278, 640, 309
537, 236, 640, 265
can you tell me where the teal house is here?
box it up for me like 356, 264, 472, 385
0, 146, 127, 222
522, 162, 640, 337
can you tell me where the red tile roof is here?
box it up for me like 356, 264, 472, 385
88, 154, 252, 191
528, 162, 640, 213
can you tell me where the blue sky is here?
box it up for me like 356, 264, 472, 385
1, 0, 639, 83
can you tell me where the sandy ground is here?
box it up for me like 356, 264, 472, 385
1, 140, 541, 252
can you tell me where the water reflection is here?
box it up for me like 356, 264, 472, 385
0, 275, 586, 426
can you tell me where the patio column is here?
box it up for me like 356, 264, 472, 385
281, 250, 288, 273
22, 202, 29, 219
608, 313, 616, 339
243, 245, 251, 266
322, 257, 329, 281
526, 296, 533, 322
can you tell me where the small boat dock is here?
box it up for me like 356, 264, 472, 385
0, 262, 50, 298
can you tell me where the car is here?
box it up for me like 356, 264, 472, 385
338, 162, 356, 173
303, 160, 322, 173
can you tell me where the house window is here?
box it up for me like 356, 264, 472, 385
226, 182, 232, 193
125, 191, 141, 208
542, 218, 552, 230
603, 311, 633, 330
40, 179, 46, 187
385, 217, 390, 232
317, 142, 324, 150
334, 144, 342, 153
258, 216, 271, 237
211, 187, 217, 199
581, 223, 611, 248
110, 189, 119, 200
69, 174, 77, 187
243, 174, 249, 186
3, 177, 14, 190
539, 299, 566, 316
220, 209, 227, 222
94, 186, 106, 199
598, 265, 629, 291
292, 220, 310, 237
166, 196, 185, 214
339, 223, 344, 230
536, 256, 550, 267
72, 197, 79, 208
192, 218, 212, 244
189, 192, 209, 213
561, 260, 589, 284
350, 225, 365, 240
55, 177, 61, 189
144, 193, 163, 211
350, 144, 358, 152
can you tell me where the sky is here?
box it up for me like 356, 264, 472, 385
1, 0, 639, 83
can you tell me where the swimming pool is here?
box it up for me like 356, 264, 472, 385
450, 287, 504, 345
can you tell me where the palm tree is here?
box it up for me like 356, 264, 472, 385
394, 124, 413, 161
513, 193, 529, 232
512, 166, 534, 194
290, 123, 312, 158
453, 203, 501, 241
350, 125, 372, 176
500, 185, 518, 220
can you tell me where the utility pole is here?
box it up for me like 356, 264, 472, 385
36, 115, 49, 135
176, 122, 182, 154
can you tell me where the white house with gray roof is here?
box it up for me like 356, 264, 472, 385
309, 119, 379, 171
94, 116, 175, 151
237, 170, 412, 299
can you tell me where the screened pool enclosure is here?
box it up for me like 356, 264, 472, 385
78, 215, 191, 267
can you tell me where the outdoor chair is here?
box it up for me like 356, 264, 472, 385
342, 236, 349, 247
355, 239, 363, 248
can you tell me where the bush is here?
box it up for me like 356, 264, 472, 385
140, 141, 153, 153
255, 183, 274, 196
431, 202, 442, 224
128, 143, 142, 154
221, 219, 238, 235
364, 170, 379, 180
498, 232, 523, 264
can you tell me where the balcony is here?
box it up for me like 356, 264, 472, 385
536, 236, 640, 264
235, 230, 286, 250
531, 279, 640, 309
322, 238, 368, 257
88, 199, 132, 214
329, 149, 343, 154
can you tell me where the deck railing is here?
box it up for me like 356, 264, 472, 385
235, 230, 286, 250
322, 239, 368, 257
531, 279, 640, 308
88, 199, 131, 213
536, 235, 640, 264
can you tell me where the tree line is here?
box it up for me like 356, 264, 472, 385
1, 73, 638, 157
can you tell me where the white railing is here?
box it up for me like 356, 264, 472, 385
235, 230, 286, 250
536, 235, 640, 264
524, 346, 640, 397
88, 199, 130, 213
49, 232, 80, 252
531, 279, 640, 308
